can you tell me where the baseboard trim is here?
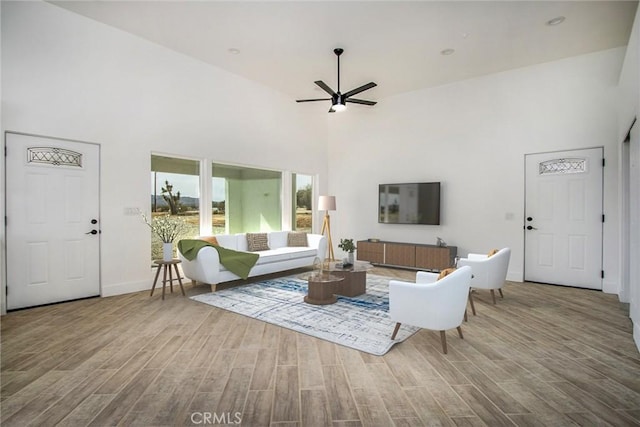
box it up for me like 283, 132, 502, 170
507, 271, 523, 283
635, 322, 640, 353
602, 279, 619, 295
101, 279, 150, 297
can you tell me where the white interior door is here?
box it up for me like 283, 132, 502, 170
627, 123, 640, 330
524, 148, 603, 289
6, 133, 100, 310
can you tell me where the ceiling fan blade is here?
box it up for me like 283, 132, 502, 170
314, 81, 337, 96
346, 98, 377, 106
296, 98, 331, 103
343, 82, 377, 99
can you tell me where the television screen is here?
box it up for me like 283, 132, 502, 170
379, 182, 440, 225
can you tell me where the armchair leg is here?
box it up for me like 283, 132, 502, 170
457, 326, 463, 339
490, 289, 497, 304
464, 309, 468, 322
440, 331, 447, 354
499, 288, 504, 298
468, 291, 477, 316
391, 322, 402, 340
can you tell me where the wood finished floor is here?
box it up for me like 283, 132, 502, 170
2, 266, 640, 426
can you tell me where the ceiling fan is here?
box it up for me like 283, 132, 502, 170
296, 48, 377, 113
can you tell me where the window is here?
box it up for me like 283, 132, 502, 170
212, 163, 282, 234
293, 173, 313, 232
150, 157, 312, 244
539, 158, 587, 175
150, 155, 200, 259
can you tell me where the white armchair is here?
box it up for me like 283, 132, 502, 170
457, 248, 511, 311
389, 266, 472, 354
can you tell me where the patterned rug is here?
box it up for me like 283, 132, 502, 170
190, 274, 419, 355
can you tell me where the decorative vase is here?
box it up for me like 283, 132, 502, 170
348, 252, 355, 265
162, 242, 173, 261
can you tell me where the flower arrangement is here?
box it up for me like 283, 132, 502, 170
141, 212, 187, 243
338, 238, 356, 253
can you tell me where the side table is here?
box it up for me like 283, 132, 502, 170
151, 259, 185, 300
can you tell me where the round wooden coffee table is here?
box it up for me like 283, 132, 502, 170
302, 273, 344, 305
327, 261, 373, 297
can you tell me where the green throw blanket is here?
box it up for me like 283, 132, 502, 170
177, 239, 260, 280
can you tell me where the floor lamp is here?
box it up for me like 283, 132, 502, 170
318, 195, 336, 261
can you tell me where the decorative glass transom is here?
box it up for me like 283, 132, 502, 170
27, 147, 82, 167
539, 158, 586, 175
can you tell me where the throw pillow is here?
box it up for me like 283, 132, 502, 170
487, 249, 499, 257
199, 236, 219, 246
287, 232, 308, 247
437, 267, 456, 280
247, 233, 270, 252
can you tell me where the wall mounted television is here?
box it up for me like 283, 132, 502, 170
379, 182, 441, 225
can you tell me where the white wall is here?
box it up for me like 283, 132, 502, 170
617, 6, 640, 350
0, 1, 328, 304
328, 47, 625, 289
0, 0, 635, 314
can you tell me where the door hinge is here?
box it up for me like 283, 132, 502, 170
602, 214, 605, 223
601, 270, 605, 279
602, 158, 605, 167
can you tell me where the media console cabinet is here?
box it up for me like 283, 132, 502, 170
356, 240, 457, 271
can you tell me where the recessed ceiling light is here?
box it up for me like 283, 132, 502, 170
440, 48, 455, 56
546, 16, 565, 26
228, 48, 240, 54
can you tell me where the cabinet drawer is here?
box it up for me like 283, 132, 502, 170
357, 241, 384, 263
385, 243, 415, 267
415, 246, 452, 270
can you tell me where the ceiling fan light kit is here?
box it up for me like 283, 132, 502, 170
297, 48, 377, 113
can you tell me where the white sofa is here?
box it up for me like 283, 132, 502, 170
178, 231, 327, 291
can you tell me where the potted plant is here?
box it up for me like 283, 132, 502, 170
338, 238, 356, 265
141, 212, 187, 261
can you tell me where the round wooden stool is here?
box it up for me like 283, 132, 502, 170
151, 259, 185, 300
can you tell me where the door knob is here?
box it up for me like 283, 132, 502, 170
526, 225, 537, 230
86, 229, 98, 235
91, 219, 98, 224
527, 217, 533, 221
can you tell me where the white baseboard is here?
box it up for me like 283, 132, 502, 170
602, 279, 619, 295
507, 271, 523, 283
635, 322, 640, 353
101, 279, 151, 297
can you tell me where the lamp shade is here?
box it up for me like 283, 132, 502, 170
318, 195, 336, 211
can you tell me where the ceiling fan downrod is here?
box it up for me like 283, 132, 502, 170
334, 48, 343, 93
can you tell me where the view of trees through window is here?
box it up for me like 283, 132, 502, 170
150, 155, 200, 260
211, 176, 225, 234
294, 174, 313, 232
150, 156, 315, 259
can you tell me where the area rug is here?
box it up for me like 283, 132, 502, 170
190, 274, 419, 355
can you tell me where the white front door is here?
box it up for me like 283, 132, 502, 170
6, 133, 100, 309
524, 148, 603, 289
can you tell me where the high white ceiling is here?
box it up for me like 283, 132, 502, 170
50, 1, 637, 105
